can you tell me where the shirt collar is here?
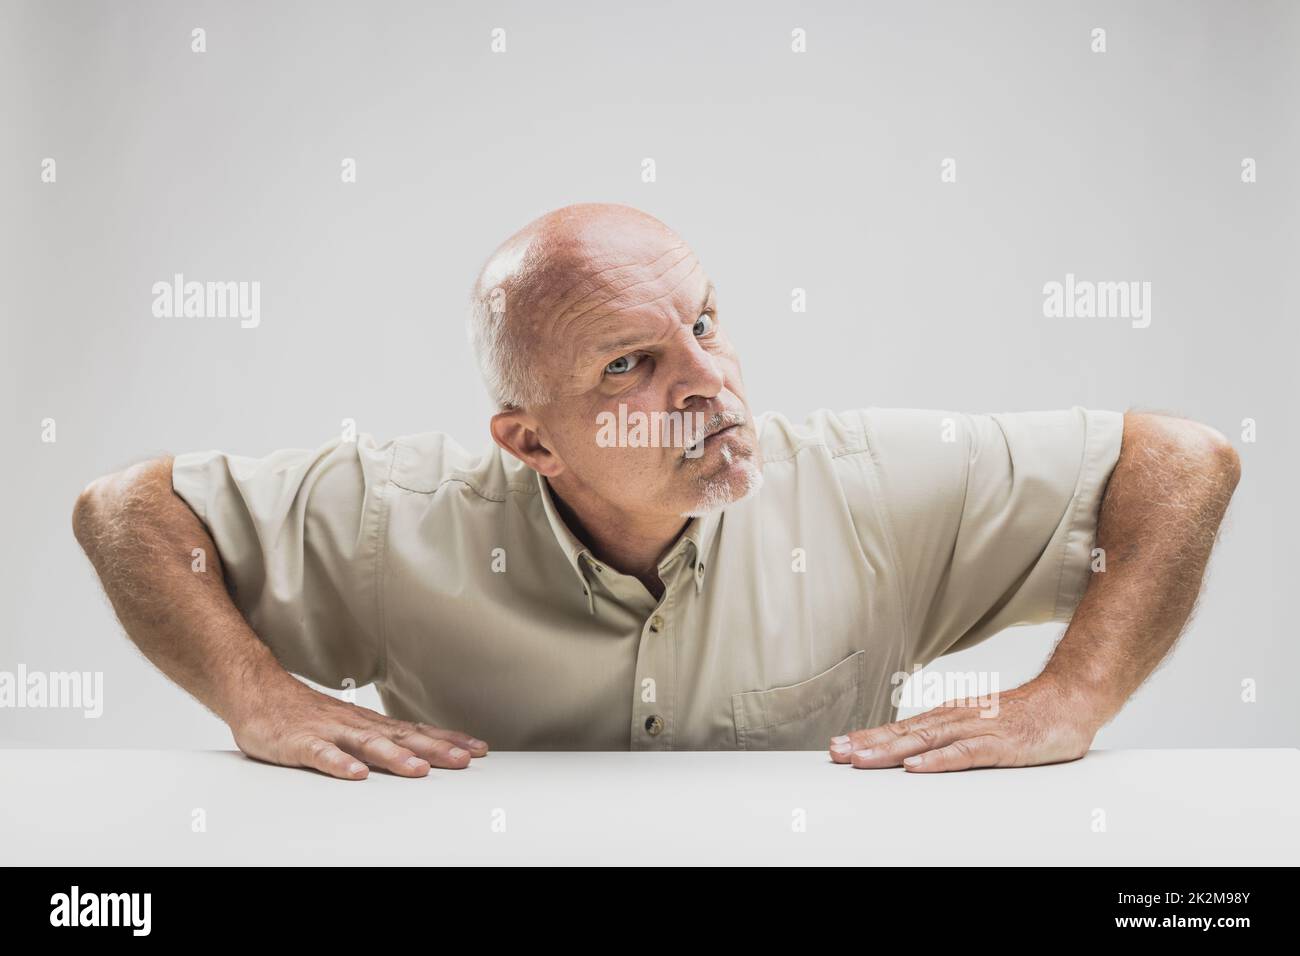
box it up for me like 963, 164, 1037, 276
535, 471, 723, 612
535, 470, 597, 608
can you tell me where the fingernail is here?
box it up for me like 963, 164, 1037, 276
450, 747, 468, 758
405, 756, 427, 770
469, 739, 487, 749
904, 755, 923, 767
348, 762, 366, 775
831, 735, 850, 744
831, 742, 853, 753
854, 749, 874, 759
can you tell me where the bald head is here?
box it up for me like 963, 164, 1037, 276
474, 202, 760, 525
468, 203, 690, 409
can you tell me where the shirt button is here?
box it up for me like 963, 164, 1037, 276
649, 615, 664, 633
696, 562, 705, 579
644, 715, 664, 736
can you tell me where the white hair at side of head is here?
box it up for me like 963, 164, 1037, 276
466, 245, 549, 411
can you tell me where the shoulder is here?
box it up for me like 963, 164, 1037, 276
753, 407, 887, 466
752, 408, 977, 509
385, 429, 535, 502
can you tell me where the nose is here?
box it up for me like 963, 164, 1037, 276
667, 331, 725, 410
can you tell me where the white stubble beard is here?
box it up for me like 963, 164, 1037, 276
679, 443, 765, 518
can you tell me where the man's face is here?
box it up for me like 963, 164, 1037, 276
520, 237, 762, 521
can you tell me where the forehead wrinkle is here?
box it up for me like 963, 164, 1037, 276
503, 248, 665, 351
545, 260, 695, 366
554, 246, 696, 332
547, 224, 688, 300
568, 259, 703, 343
550, 246, 678, 309
567, 259, 705, 357
484, 202, 682, 322
511, 218, 708, 398
573, 270, 717, 374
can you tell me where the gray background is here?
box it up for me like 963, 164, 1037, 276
2, 0, 1295, 749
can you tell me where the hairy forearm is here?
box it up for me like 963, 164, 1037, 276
1039, 412, 1242, 727
72, 457, 295, 726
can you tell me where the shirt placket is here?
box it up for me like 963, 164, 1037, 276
629, 542, 708, 751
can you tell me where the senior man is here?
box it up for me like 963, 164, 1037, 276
72, 202, 1241, 779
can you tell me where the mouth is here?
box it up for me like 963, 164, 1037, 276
683, 421, 742, 458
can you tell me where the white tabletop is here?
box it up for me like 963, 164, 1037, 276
4, 748, 1297, 865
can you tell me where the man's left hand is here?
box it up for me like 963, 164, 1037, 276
828, 676, 1105, 772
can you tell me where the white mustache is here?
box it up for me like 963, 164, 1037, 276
682, 410, 746, 457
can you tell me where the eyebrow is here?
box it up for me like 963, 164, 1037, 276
584, 283, 716, 362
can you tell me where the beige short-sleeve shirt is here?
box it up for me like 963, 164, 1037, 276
171, 406, 1124, 750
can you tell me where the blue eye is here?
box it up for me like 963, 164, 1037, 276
605, 354, 641, 375
693, 313, 714, 336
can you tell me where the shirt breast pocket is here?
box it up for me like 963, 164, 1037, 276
731, 650, 868, 750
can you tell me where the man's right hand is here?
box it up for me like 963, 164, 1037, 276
72, 457, 490, 782
230, 678, 489, 780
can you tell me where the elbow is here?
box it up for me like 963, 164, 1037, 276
72, 470, 132, 552
1212, 434, 1242, 495
1184, 421, 1242, 495
72, 457, 175, 549
1166, 418, 1243, 500
1125, 412, 1242, 501
72, 476, 108, 549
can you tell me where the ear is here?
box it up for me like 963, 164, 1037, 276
490, 409, 565, 477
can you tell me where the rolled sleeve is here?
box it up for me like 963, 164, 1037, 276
171, 452, 211, 525
1049, 408, 1126, 620
859, 406, 1124, 666
170, 434, 395, 689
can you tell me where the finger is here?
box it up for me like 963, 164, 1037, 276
391, 730, 473, 769
849, 720, 973, 768
829, 712, 955, 763
409, 723, 489, 756
829, 723, 898, 761
297, 735, 370, 780
340, 728, 430, 777
831, 713, 942, 754
902, 736, 1002, 773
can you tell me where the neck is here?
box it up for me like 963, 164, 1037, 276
547, 476, 687, 599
